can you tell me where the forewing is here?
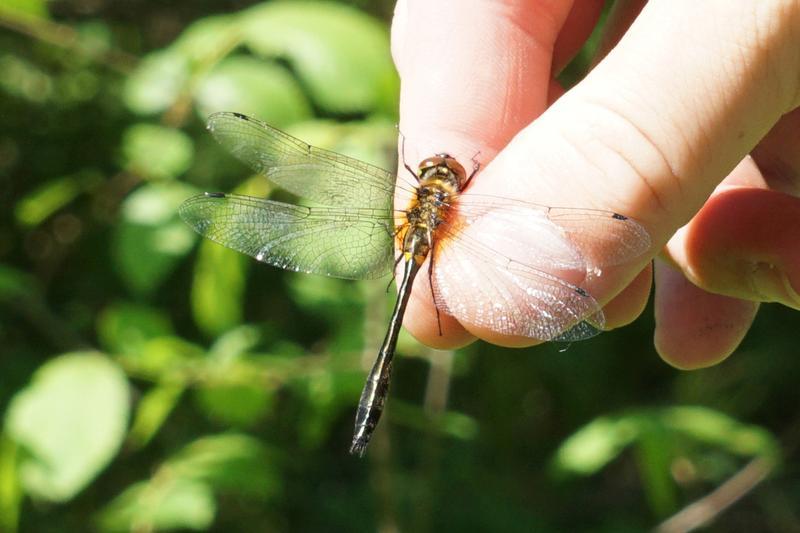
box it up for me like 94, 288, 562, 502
454, 194, 651, 268
179, 193, 394, 280
207, 112, 396, 209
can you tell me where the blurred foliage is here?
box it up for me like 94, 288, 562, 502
1, 1, 799, 532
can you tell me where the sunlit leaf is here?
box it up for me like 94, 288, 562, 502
190, 239, 248, 338
4, 353, 130, 502
172, 14, 241, 62
97, 479, 215, 532
97, 302, 174, 356
0, 434, 21, 533
0, 0, 48, 19
124, 50, 190, 115
114, 181, 198, 295
194, 56, 311, 126
286, 119, 397, 170
127, 382, 185, 450
121, 124, 194, 181
551, 416, 640, 477
241, 1, 398, 114
120, 336, 205, 378
208, 325, 262, 359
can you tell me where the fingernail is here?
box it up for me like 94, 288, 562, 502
748, 262, 800, 310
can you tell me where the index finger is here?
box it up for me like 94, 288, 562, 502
393, 0, 584, 347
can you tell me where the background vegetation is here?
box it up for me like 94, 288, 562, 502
1, 1, 798, 531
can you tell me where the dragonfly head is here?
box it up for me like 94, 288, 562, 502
418, 153, 467, 188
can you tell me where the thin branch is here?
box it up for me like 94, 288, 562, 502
654, 456, 775, 533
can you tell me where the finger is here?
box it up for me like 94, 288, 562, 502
654, 260, 758, 369
456, 0, 800, 345
393, 0, 579, 347
657, 109, 800, 360
664, 162, 800, 310
602, 262, 653, 330
751, 107, 800, 195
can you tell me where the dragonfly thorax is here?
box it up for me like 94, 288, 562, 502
399, 156, 465, 265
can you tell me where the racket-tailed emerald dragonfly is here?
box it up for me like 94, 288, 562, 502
179, 112, 650, 456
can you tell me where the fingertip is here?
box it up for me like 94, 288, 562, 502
602, 262, 653, 330
653, 260, 758, 370
670, 184, 800, 309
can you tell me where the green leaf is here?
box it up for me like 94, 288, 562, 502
286, 119, 397, 170
114, 181, 198, 295
0, 434, 21, 533
120, 336, 205, 379
14, 171, 101, 227
551, 416, 640, 477
195, 384, 272, 428
662, 406, 779, 461
4, 353, 130, 502
241, 1, 398, 114
123, 50, 190, 115
190, 239, 248, 338
127, 382, 185, 450
0, 0, 48, 19
208, 325, 262, 360
121, 124, 195, 181
97, 302, 174, 356
167, 434, 277, 499
97, 433, 276, 531
194, 56, 311, 126
172, 15, 241, 63
0, 264, 36, 302
97, 479, 215, 532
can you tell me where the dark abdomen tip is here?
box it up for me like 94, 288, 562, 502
349, 437, 369, 458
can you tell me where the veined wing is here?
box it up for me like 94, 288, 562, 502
207, 112, 396, 210
448, 193, 650, 268
432, 226, 604, 341
430, 194, 649, 341
179, 192, 395, 280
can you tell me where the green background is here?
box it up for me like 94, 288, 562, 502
0, 1, 797, 531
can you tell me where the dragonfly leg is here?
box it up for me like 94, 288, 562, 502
464, 151, 482, 188
385, 253, 403, 293
399, 131, 420, 182
428, 236, 444, 337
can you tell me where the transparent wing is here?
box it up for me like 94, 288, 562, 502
431, 194, 650, 341
450, 193, 651, 268
179, 193, 394, 280
433, 230, 605, 341
207, 112, 396, 210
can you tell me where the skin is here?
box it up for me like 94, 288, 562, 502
392, 0, 800, 368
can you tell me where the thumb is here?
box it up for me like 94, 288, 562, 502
461, 0, 800, 345
486, 0, 800, 245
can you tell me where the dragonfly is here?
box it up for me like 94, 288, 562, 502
179, 112, 651, 456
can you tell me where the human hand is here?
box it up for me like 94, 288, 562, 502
391, 0, 800, 368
